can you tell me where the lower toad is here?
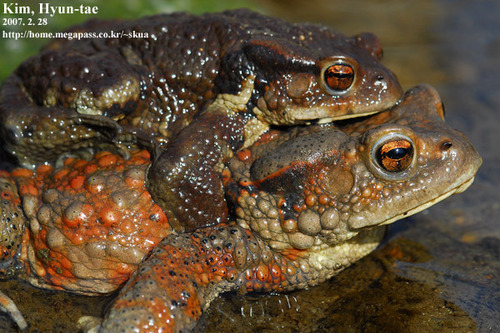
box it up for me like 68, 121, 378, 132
0, 85, 481, 331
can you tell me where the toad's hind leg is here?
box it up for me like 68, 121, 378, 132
0, 172, 27, 330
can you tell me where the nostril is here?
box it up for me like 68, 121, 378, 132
374, 75, 388, 89
440, 141, 452, 151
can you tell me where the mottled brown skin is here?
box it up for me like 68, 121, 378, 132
0, 9, 403, 232
0, 151, 174, 297
0, 85, 479, 331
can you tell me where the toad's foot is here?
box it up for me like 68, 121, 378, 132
0, 290, 27, 330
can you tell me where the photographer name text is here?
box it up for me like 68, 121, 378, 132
2, 2, 99, 17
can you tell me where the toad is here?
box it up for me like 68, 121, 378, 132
0, 85, 480, 331
0, 9, 403, 231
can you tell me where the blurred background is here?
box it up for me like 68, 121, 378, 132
1, 0, 499, 331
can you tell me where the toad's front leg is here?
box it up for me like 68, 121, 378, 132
146, 76, 263, 232
146, 108, 245, 232
99, 224, 307, 332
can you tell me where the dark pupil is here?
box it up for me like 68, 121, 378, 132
324, 64, 354, 91
386, 147, 409, 160
376, 139, 414, 173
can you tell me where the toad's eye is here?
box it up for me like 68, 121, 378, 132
375, 139, 414, 173
323, 63, 355, 92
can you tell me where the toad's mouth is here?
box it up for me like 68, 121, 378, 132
307, 108, 383, 125
378, 176, 476, 227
